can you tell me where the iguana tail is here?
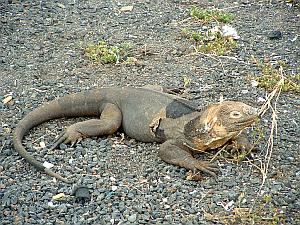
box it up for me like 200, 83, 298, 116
13, 91, 102, 183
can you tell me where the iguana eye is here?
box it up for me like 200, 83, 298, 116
230, 111, 242, 118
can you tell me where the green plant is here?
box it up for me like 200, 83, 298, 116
189, 7, 234, 23
195, 35, 237, 55
183, 75, 191, 88
181, 28, 204, 41
191, 31, 204, 42
211, 122, 264, 164
222, 146, 253, 163
249, 194, 285, 225
84, 41, 132, 64
252, 59, 300, 93
181, 28, 190, 37
182, 28, 237, 55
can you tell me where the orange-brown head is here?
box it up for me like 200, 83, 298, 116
184, 101, 258, 151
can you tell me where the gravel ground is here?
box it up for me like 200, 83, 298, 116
1, 0, 299, 224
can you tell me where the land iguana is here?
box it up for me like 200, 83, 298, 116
13, 86, 258, 183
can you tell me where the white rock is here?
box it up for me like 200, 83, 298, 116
127, 214, 137, 222
257, 97, 266, 103
221, 25, 240, 40
251, 80, 259, 87
165, 175, 171, 180
48, 201, 56, 208
120, 6, 133, 12
39, 141, 46, 148
110, 177, 116, 182
111, 186, 118, 191
164, 204, 171, 209
43, 161, 54, 169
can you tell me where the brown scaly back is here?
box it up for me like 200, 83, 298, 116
184, 101, 258, 151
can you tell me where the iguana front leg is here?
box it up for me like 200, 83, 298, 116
50, 103, 122, 149
158, 139, 218, 176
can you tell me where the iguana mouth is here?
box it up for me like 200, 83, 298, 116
227, 116, 258, 133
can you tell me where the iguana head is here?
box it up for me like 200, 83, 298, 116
184, 101, 258, 150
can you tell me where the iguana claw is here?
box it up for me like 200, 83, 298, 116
50, 129, 83, 150
193, 160, 219, 177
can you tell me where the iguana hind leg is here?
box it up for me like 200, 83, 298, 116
143, 85, 185, 95
50, 103, 122, 149
158, 140, 219, 176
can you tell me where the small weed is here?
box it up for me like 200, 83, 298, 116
219, 128, 263, 163
249, 194, 285, 225
183, 75, 191, 88
181, 28, 190, 37
84, 41, 133, 64
182, 28, 237, 55
251, 58, 300, 93
195, 35, 237, 55
191, 31, 204, 42
182, 7, 236, 55
122, 56, 138, 65
190, 6, 234, 23
221, 146, 253, 163
205, 194, 285, 224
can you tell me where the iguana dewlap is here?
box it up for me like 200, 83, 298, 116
13, 87, 258, 183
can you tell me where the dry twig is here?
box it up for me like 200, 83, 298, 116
250, 66, 285, 212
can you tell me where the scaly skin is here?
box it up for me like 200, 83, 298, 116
13, 87, 258, 183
